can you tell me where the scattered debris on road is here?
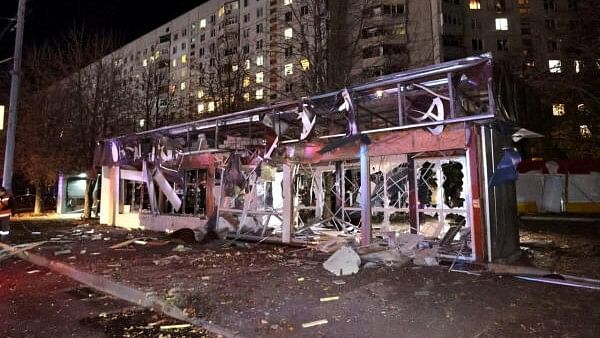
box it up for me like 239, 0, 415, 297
159, 323, 192, 331
302, 319, 328, 328
53, 249, 72, 256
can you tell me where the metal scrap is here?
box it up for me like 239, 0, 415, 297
302, 319, 328, 328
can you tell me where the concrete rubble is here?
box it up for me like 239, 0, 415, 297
361, 249, 411, 268
389, 233, 425, 256
323, 246, 361, 276
320, 232, 442, 273
413, 247, 439, 266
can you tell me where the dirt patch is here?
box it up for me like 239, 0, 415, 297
520, 219, 600, 278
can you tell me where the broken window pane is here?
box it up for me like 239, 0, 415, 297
386, 163, 409, 209
417, 161, 438, 208
441, 161, 465, 208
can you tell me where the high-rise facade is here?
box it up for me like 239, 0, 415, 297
106, 0, 445, 130
101, 0, 591, 135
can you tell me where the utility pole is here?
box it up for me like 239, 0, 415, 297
2, 0, 26, 192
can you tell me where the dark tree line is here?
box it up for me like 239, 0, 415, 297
12, 28, 139, 216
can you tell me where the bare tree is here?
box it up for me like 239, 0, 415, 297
16, 28, 137, 216
61, 30, 138, 217
133, 53, 180, 130
268, 0, 371, 98
192, 30, 256, 116
15, 44, 70, 214
514, 0, 600, 158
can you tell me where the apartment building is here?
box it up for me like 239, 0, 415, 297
104, 0, 440, 130
102, 0, 590, 134
444, 0, 584, 74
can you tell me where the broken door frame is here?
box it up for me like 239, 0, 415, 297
413, 155, 474, 260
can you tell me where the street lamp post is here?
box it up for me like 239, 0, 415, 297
2, 0, 26, 192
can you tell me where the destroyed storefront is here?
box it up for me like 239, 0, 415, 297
97, 54, 520, 263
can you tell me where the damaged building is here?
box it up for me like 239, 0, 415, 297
95, 54, 523, 263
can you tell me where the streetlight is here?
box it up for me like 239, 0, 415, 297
2, 0, 26, 192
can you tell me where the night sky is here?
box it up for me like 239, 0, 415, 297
0, 0, 205, 62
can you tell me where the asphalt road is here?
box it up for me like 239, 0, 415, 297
1, 217, 599, 337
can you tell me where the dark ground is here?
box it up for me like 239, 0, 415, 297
1, 217, 599, 338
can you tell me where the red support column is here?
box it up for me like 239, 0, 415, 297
467, 127, 486, 262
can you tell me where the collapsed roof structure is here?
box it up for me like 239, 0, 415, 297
96, 54, 522, 262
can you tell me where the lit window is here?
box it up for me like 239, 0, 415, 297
245, 59, 251, 69
580, 125, 592, 138
200, 19, 206, 28
208, 101, 215, 112
180, 82, 186, 90
256, 55, 264, 66
300, 58, 310, 70
139, 119, 146, 128
577, 103, 586, 112
181, 54, 187, 63
256, 72, 264, 83
243, 92, 250, 102
197, 103, 205, 114
172, 59, 177, 67
232, 64, 239, 72
218, 6, 225, 17
142, 59, 148, 67
197, 90, 204, 99
495, 18, 508, 30
284, 0, 292, 5
548, 59, 562, 73
243, 76, 250, 87
284, 63, 293, 76
256, 88, 264, 100
552, 103, 565, 116
574, 60, 582, 73
284, 28, 293, 39
469, 0, 481, 9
